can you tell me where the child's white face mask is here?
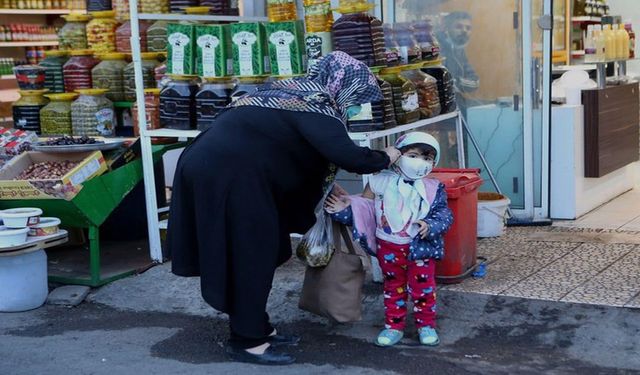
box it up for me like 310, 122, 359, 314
397, 156, 433, 180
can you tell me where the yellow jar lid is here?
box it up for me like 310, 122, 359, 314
45, 93, 78, 101
45, 50, 69, 57
185, 6, 211, 14
63, 13, 91, 22
70, 49, 95, 56
89, 10, 116, 18
403, 63, 423, 71
75, 88, 108, 95
334, 2, 375, 14
379, 66, 403, 75
98, 52, 126, 60
144, 88, 161, 94
19, 89, 49, 96
167, 74, 198, 80
202, 76, 232, 82
141, 52, 161, 60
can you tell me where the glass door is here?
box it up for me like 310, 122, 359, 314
383, 0, 551, 221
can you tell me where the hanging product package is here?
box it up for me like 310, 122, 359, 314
296, 209, 335, 267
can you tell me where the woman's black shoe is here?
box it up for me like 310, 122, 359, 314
226, 345, 296, 366
268, 334, 301, 347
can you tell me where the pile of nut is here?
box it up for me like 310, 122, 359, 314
43, 136, 101, 146
14, 161, 79, 180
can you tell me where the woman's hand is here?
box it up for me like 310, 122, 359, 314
383, 147, 402, 166
415, 220, 430, 239
325, 194, 352, 214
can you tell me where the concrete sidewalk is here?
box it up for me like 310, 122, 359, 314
2, 250, 640, 375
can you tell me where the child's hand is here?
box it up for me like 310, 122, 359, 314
325, 194, 351, 214
415, 220, 429, 239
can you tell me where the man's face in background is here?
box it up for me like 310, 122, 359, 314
449, 18, 472, 46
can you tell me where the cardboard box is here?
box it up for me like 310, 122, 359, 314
231, 22, 269, 76
195, 24, 230, 78
265, 21, 305, 76
167, 23, 196, 75
0, 151, 108, 200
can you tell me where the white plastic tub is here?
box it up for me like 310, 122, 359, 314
0, 249, 48, 312
0, 226, 29, 247
28, 217, 61, 237
0, 208, 43, 228
477, 193, 511, 238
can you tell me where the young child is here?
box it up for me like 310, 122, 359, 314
325, 132, 453, 347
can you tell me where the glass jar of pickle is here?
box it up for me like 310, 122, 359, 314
401, 65, 441, 119
58, 13, 90, 50
13, 89, 49, 134
92, 52, 127, 102
160, 75, 199, 130
63, 49, 100, 92
86, 10, 118, 53
196, 77, 234, 131
116, 20, 151, 53
40, 93, 78, 136
231, 76, 267, 102
379, 67, 420, 125
268, 0, 298, 22
40, 50, 68, 93
140, 0, 169, 13
71, 88, 114, 136
124, 52, 160, 101
146, 21, 168, 52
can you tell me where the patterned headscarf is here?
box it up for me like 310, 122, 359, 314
229, 51, 383, 123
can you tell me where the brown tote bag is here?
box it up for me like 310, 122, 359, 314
299, 222, 369, 323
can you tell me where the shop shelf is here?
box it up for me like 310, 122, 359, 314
1, 75, 14, 80
572, 50, 585, 56
142, 128, 201, 138
0, 8, 77, 14
571, 16, 601, 23
138, 13, 267, 22
349, 111, 461, 141
0, 41, 59, 47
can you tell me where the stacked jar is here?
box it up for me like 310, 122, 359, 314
374, 69, 397, 129
422, 66, 456, 114
12, 89, 49, 134
140, 0, 169, 13
146, 21, 168, 52
92, 52, 127, 102
124, 52, 160, 101
332, 0, 386, 67
413, 19, 440, 61
40, 50, 68, 94
267, 0, 298, 22
63, 49, 100, 92
401, 65, 441, 119
86, 10, 118, 53
116, 20, 151, 53
58, 13, 90, 50
71, 88, 114, 136
86, 0, 111, 12
132, 88, 159, 136
112, 0, 130, 22
195, 77, 234, 131
160, 75, 198, 130
40, 93, 78, 136
200, 0, 231, 15
394, 23, 422, 64
169, 0, 198, 13
379, 67, 420, 125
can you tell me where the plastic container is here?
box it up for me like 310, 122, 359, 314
379, 67, 419, 124
40, 50, 68, 93
63, 49, 100, 92
12, 89, 49, 134
477, 192, 510, 238
412, 19, 440, 61
0, 226, 29, 247
332, 1, 386, 67
268, 0, 297, 22
376, 74, 396, 129
0, 207, 43, 228
59, 13, 90, 50
159, 75, 198, 130
133, 88, 158, 134
382, 24, 400, 67
28, 217, 61, 237
92, 52, 127, 102
140, 0, 169, 13
429, 168, 483, 283
170, 0, 198, 13
195, 78, 234, 131
71, 88, 115, 136
401, 65, 441, 119
86, 10, 118, 53
200, 0, 232, 14
112, 0, 130, 22
230, 76, 266, 101
393, 23, 422, 64
40, 92, 78, 136
12, 64, 46, 90
86, 0, 111, 11
146, 21, 168, 52
303, 0, 333, 33
124, 52, 159, 101
116, 20, 151, 53
422, 66, 456, 114
0, 249, 48, 312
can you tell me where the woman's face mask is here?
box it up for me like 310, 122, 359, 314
397, 156, 434, 180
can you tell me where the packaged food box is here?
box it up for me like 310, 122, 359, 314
0, 151, 107, 200
265, 21, 305, 76
195, 24, 230, 78
167, 23, 196, 75
231, 22, 269, 76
